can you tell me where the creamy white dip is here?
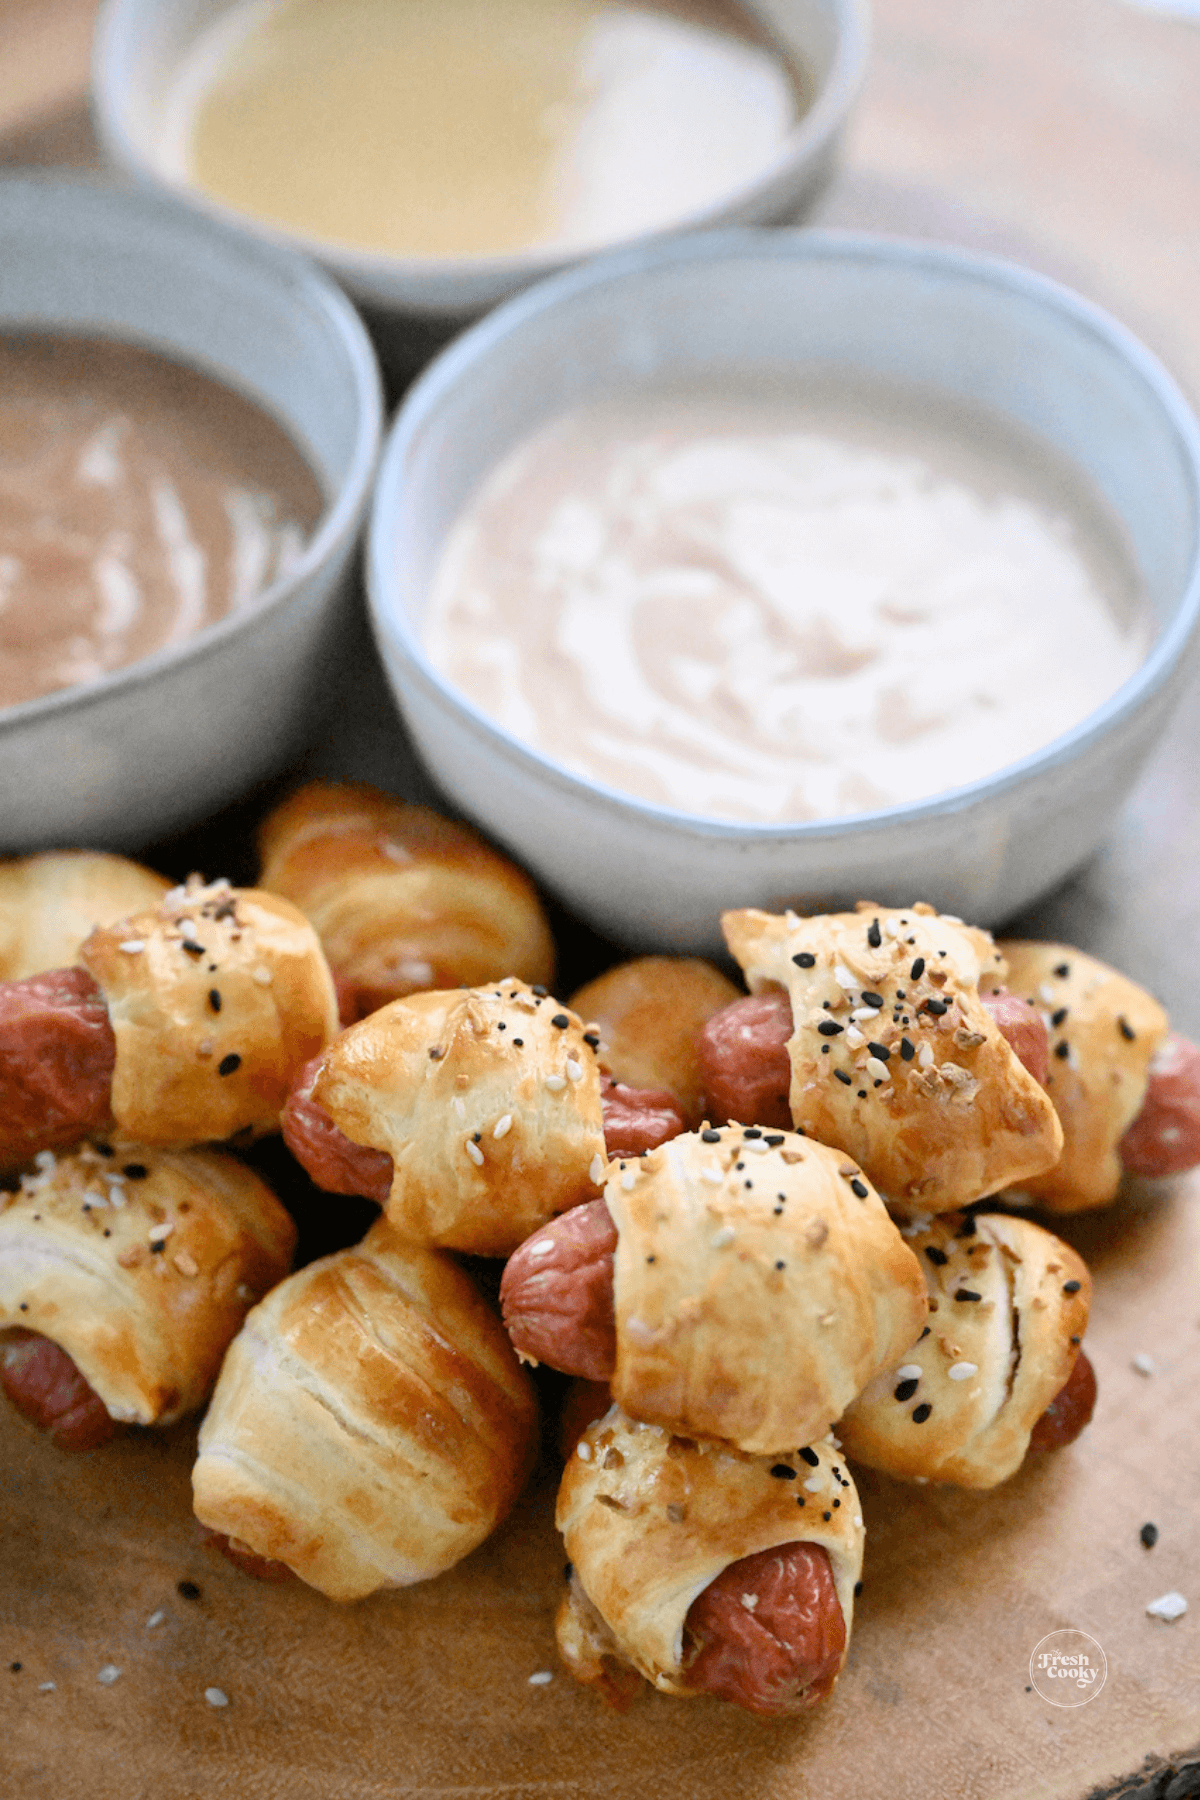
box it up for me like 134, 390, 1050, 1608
424, 379, 1150, 822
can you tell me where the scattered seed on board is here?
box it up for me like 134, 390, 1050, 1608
528, 1671, 554, 1686
205, 1686, 230, 1707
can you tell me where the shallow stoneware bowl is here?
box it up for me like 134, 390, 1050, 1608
91, 0, 868, 352
366, 229, 1200, 955
0, 175, 382, 853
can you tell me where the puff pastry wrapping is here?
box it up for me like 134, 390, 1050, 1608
556, 1407, 862, 1701
998, 940, 1168, 1210
0, 851, 170, 982
192, 1218, 538, 1601
257, 779, 555, 1018
0, 1141, 296, 1425
605, 1125, 927, 1455
722, 903, 1063, 1217
80, 876, 339, 1145
837, 1211, 1091, 1487
308, 978, 607, 1254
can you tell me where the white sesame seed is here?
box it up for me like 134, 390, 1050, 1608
1132, 1353, 1157, 1377
119, 939, 146, 954
205, 1686, 230, 1707
528, 1670, 554, 1686
853, 1515, 863, 1529
709, 1225, 736, 1249
940, 914, 964, 925
97, 1665, 122, 1685
235, 1284, 254, 1302
948, 1362, 978, 1381
785, 910, 801, 929
38, 1682, 55, 1692
465, 1139, 484, 1166
589, 1154, 605, 1184
918, 1043, 935, 1068
147, 1221, 174, 1245
621, 1168, 637, 1190
740, 1593, 759, 1611
545, 1075, 566, 1093
34, 1151, 57, 1173
700, 1166, 723, 1186
527, 1238, 554, 1259
493, 1113, 513, 1139
146, 1611, 166, 1628
845, 1026, 865, 1049
252, 966, 274, 986
453, 1096, 466, 1120
565, 1059, 583, 1083
834, 964, 857, 989
896, 1364, 923, 1380
803, 1475, 823, 1493
885, 918, 902, 937
899, 1214, 933, 1236
1039, 982, 1057, 1004
1146, 1592, 1188, 1621
745, 1138, 770, 1154
577, 1441, 592, 1460
866, 1057, 890, 1083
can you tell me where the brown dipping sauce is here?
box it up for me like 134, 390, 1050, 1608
0, 334, 324, 708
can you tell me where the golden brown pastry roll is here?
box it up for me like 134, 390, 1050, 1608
721, 903, 1062, 1217
0, 1141, 295, 1443
257, 780, 555, 1022
77, 875, 339, 1146
286, 979, 607, 1255
569, 957, 741, 1130
837, 1211, 1093, 1487
503, 1125, 927, 1456
192, 1218, 538, 1601
0, 850, 170, 982
998, 941, 1181, 1209
556, 1407, 862, 1714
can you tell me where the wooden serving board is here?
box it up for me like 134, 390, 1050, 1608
2, 1, 1200, 1795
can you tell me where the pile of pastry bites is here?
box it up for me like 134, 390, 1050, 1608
2, 782, 1198, 1718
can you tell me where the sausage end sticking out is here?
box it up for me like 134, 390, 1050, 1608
684, 1540, 847, 1715
0, 1329, 117, 1451
500, 1199, 617, 1381
281, 1057, 394, 1203
1028, 1348, 1097, 1453
1120, 1033, 1200, 1178
979, 990, 1050, 1087
697, 989, 793, 1130
196, 1523, 295, 1582
0, 966, 116, 1164
600, 1077, 685, 1157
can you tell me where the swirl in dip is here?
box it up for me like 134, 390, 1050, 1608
0, 334, 323, 710
423, 377, 1151, 822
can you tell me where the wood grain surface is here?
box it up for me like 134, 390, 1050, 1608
2, 3, 1199, 1797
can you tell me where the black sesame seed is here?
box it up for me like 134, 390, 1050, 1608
1070, 1334, 1081, 1345
770, 1464, 797, 1480
861, 992, 885, 1009
646, 1255, 656, 1265
123, 1163, 148, 1180
1050, 1007, 1068, 1028
911, 1402, 933, 1424
910, 957, 926, 980
764, 1134, 785, 1146
823, 1510, 832, 1521
775, 1260, 786, 1271
899, 1037, 915, 1061
532, 986, 548, 997
743, 1127, 762, 1139
867, 1042, 890, 1061
701, 1129, 721, 1142
792, 952, 816, 968
821, 1044, 830, 1054
817, 1019, 844, 1037
95, 1143, 113, 1156
1054, 962, 1070, 978
564, 1562, 574, 1581
857, 1090, 867, 1099
497, 1022, 506, 1031
1054, 1041, 1070, 1060
954, 1288, 982, 1303
799, 1447, 819, 1467
181, 940, 206, 958
1140, 1522, 1159, 1549
1118, 1016, 1136, 1042
150, 1239, 166, 1255
919, 1326, 930, 1339
774, 1206, 784, 1215
854, 1581, 864, 1597
583, 1032, 600, 1049
925, 1245, 948, 1266
847, 1179, 867, 1199
19, 1303, 28, 1312
217, 1053, 241, 1077
834, 1069, 853, 1086
102, 1229, 111, 1238
550, 1013, 570, 1029
428, 1046, 444, 1060
513, 1038, 524, 1047
796, 1496, 806, 1506
10, 1662, 21, 1672
735, 1162, 744, 1171
832, 1497, 840, 1508
956, 1216, 978, 1237
867, 919, 882, 948
894, 1378, 919, 1402
923, 997, 949, 1016
208, 989, 222, 1013
177, 1580, 202, 1601
1062, 1279, 1082, 1294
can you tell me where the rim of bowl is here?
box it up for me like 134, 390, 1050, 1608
91, 0, 871, 301
0, 172, 384, 742
367, 226, 1200, 845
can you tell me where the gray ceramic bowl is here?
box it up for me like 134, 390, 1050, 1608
0, 176, 382, 853
366, 229, 1200, 955
92, 0, 868, 340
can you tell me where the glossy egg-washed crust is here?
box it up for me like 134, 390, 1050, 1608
308, 979, 607, 1255
606, 1126, 927, 1456
0, 1142, 295, 1425
838, 1211, 1090, 1487
722, 903, 1063, 1218
192, 1219, 538, 1602
257, 780, 555, 1016
998, 941, 1169, 1211
0, 851, 170, 983
556, 1408, 862, 1701
569, 958, 741, 1131
79, 877, 339, 1146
